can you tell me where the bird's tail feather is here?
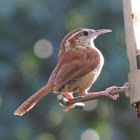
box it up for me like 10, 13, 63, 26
14, 82, 54, 116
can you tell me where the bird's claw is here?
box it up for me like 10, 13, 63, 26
105, 86, 119, 100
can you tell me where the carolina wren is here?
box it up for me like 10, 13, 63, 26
14, 28, 118, 116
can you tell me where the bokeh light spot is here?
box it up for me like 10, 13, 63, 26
65, 11, 91, 30
34, 39, 53, 58
36, 133, 56, 140
46, 108, 64, 127
83, 100, 98, 111
15, 124, 31, 140
81, 129, 100, 140
19, 52, 39, 80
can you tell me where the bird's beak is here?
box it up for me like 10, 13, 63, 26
92, 29, 112, 38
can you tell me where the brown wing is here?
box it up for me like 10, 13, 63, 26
53, 59, 99, 91
48, 48, 101, 91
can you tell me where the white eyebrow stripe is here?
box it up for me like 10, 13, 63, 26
66, 30, 81, 42
65, 29, 89, 47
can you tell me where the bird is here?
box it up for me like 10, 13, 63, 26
14, 28, 118, 116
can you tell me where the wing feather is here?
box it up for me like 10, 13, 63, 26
53, 59, 98, 90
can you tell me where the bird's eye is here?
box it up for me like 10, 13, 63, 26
83, 31, 88, 36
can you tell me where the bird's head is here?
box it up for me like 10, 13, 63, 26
60, 28, 112, 52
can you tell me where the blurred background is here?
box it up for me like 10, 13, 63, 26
0, 0, 139, 140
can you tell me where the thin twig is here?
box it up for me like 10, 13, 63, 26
57, 86, 130, 108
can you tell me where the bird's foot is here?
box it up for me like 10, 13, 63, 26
63, 93, 75, 112
86, 86, 119, 100
104, 86, 119, 100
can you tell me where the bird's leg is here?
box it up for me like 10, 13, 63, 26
86, 86, 119, 100
64, 93, 75, 111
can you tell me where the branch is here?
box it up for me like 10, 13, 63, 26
57, 85, 130, 109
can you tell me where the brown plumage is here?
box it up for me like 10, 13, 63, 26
14, 28, 112, 116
